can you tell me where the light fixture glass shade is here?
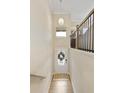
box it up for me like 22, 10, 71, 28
58, 18, 64, 25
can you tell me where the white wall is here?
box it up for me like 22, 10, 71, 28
52, 14, 71, 73
53, 14, 71, 49
69, 48, 94, 93
30, 0, 53, 93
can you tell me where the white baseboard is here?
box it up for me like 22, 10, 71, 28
46, 73, 53, 93
70, 77, 76, 93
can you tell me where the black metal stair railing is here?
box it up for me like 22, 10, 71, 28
70, 9, 94, 53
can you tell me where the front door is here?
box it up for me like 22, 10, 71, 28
54, 48, 69, 73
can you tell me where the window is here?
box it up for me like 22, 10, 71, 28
56, 32, 66, 37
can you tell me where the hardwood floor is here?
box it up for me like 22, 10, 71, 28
49, 73, 74, 93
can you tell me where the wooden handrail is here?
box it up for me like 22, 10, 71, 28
70, 9, 94, 34
78, 9, 94, 29
30, 74, 46, 79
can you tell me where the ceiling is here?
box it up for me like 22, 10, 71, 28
49, 0, 94, 24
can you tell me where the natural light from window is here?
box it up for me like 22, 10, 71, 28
83, 28, 88, 34
56, 32, 66, 37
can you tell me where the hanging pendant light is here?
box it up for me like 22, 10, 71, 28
58, 18, 64, 25
58, 0, 64, 25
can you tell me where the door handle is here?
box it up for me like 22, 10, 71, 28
65, 59, 67, 63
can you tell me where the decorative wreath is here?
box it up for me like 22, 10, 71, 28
58, 51, 65, 61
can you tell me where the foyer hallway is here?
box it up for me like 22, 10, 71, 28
30, 0, 94, 93
49, 74, 73, 93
